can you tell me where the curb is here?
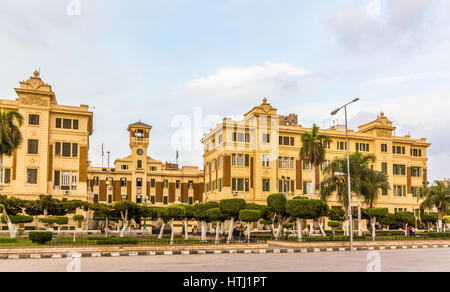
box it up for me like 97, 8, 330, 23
0, 244, 448, 260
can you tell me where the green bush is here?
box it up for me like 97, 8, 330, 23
0, 237, 18, 243
29, 231, 53, 244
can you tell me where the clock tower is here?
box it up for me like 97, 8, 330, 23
127, 121, 152, 202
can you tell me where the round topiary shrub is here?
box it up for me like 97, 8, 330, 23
29, 231, 53, 244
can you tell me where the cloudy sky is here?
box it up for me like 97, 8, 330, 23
0, 0, 449, 181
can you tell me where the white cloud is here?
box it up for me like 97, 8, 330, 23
327, 0, 449, 53
183, 63, 314, 103
369, 71, 450, 85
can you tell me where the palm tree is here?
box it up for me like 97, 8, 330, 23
300, 124, 330, 198
0, 111, 23, 180
420, 181, 450, 232
321, 152, 389, 235
299, 124, 330, 235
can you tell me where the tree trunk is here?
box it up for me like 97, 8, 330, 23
119, 209, 128, 238
343, 220, 349, 236
158, 222, 166, 239
227, 217, 235, 243
275, 222, 283, 240
201, 221, 207, 242
105, 217, 109, 237
170, 219, 174, 245
271, 223, 276, 237
318, 217, 326, 237
247, 222, 251, 243
184, 219, 189, 240
296, 218, 303, 242
437, 209, 443, 232
371, 217, 376, 241
2, 210, 16, 238
357, 199, 362, 236
404, 223, 408, 236
309, 219, 314, 236
215, 221, 220, 244
85, 209, 89, 235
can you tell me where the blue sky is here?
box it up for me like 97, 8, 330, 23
0, 0, 449, 181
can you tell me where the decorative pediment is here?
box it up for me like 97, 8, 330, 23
244, 97, 278, 118
15, 70, 57, 105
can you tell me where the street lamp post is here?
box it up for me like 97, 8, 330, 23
331, 97, 359, 251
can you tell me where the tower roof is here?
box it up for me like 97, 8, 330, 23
127, 121, 152, 131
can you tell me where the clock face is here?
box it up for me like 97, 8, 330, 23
136, 149, 144, 155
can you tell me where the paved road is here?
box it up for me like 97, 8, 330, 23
1, 249, 449, 272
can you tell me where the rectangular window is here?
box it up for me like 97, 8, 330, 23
151, 196, 156, 204
262, 154, 270, 167
62, 143, 71, 157
176, 180, 180, 189
55, 142, 61, 156
136, 178, 143, 187
163, 197, 168, 205
29, 114, 39, 125
244, 154, 249, 167
303, 182, 312, 194
303, 161, 311, 170
382, 187, 388, 196
188, 181, 194, 189
4, 169, 11, 184
61, 171, 70, 190
244, 178, 249, 192
262, 134, 270, 143
412, 167, 422, 177
72, 143, 78, 157
283, 136, 289, 146
279, 136, 283, 145
73, 119, 79, 130
279, 180, 283, 193
27, 169, 38, 184
237, 133, 244, 142
219, 179, 222, 192
93, 176, 99, 186
150, 179, 155, 187
262, 179, 270, 192
290, 137, 294, 146
137, 160, 142, 169
108, 195, 112, 204
56, 118, 62, 128
245, 133, 250, 143
71, 172, 77, 190
27, 139, 39, 154
381, 144, 387, 152
120, 178, 127, 187
63, 119, 72, 129
393, 164, 406, 175
94, 194, 99, 203
54, 171, 60, 188
381, 162, 388, 175
163, 180, 169, 188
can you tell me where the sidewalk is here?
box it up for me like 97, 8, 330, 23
1, 240, 449, 260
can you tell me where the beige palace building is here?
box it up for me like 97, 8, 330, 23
86, 122, 204, 206
201, 98, 431, 215
0, 73, 432, 218
0, 71, 92, 201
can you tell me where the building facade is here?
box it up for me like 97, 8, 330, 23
201, 98, 431, 215
0, 73, 433, 216
86, 122, 204, 206
0, 71, 93, 201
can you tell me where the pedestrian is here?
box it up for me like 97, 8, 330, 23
407, 226, 411, 236
411, 226, 415, 237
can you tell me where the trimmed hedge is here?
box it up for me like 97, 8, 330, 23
96, 237, 139, 245
0, 238, 18, 243
29, 232, 53, 244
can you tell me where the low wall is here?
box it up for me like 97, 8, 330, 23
0, 243, 268, 255
268, 239, 450, 248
